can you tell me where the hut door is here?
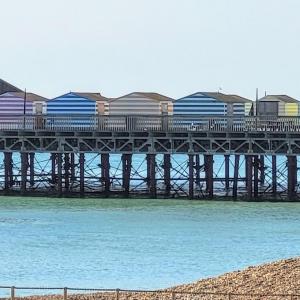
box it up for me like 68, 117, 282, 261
98, 102, 105, 115
36, 103, 43, 115
227, 103, 234, 116
162, 103, 168, 115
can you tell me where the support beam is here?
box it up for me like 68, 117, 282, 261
79, 153, 85, 197
232, 155, 240, 198
163, 154, 171, 197
122, 153, 132, 197
29, 153, 35, 187
259, 155, 265, 186
148, 154, 156, 198
70, 153, 76, 182
245, 155, 253, 199
20, 152, 28, 195
188, 154, 194, 200
195, 155, 201, 187
272, 155, 277, 196
51, 153, 56, 184
224, 155, 230, 192
57, 153, 63, 197
4, 152, 13, 192
253, 155, 259, 198
101, 153, 110, 196
287, 155, 297, 200
205, 154, 214, 199
64, 153, 70, 191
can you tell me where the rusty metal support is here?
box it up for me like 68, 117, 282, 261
148, 154, 156, 198
51, 153, 56, 184
122, 153, 132, 197
246, 155, 253, 199
163, 154, 171, 197
253, 155, 259, 198
259, 155, 265, 185
195, 155, 201, 187
188, 154, 194, 199
225, 155, 230, 192
79, 153, 85, 197
29, 153, 35, 187
205, 154, 213, 198
57, 153, 63, 197
64, 153, 70, 191
232, 155, 240, 198
287, 155, 297, 200
4, 152, 13, 191
272, 155, 277, 195
70, 153, 76, 182
101, 153, 110, 196
20, 152, 28, 195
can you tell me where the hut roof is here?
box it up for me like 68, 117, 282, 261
0, 79, 22, 94
111, 92, 173, 102
73, 92, 111, 102
1, 92, 47, 102
259, 95, 299, 103
203, 92, 252, 103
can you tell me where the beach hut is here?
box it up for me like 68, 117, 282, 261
0, 92, 47, 129
253, 95, 300, 116
174, 92, 252, 116
0, 78, 22, 95
108, 92, 173, 130
46, 92, 109, 129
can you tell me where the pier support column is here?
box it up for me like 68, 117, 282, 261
79, 153, 85, 197
70, 153, 76, 182
64, 153, 70, 191
57, 153, 63, 197
245, 155, 253, 199
163, 154, 171, 197
20, 152, 28, 195
272, 155, 277, 196
195, 155, 201, 187
287, 155, 297, 200
232, 155, 240, 198
253, 155, 259, 198
148, 154, 156, 198
224, 155, 230, 192
4, 152, 13, 192
205, 154, 214, 199
29, 153, 35, 187
51, 153, 57, 184
122, 154, 132, 197
188, 154, 194, 200
101, 153, 110, 196
259, 155, 265, 186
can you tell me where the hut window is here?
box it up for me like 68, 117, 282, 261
162, 103, 168, 114
36, 103, 43, 114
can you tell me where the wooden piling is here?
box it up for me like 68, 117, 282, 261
253, 155, 259, 198
79, 153, 85, 197
122, 153, 132, 197
29, 153, 35, 187
188, 154, 194, 199
205, 154, 214, 198
70, 153, 76, 182
57, 153, 63, 197
101, 153, 110, 196
20, 152, 28, 195
287, 155, 297, 200
51, 153, 57, 184
4, 152, 13, 192
64, 153, 70, 191
245, 155, 253, 199
272, 155, 277, 195
148, 154, 156, 198
163, 154, 171, 197
232, 155, 240, 198
195, 154, 201, 187
259, 155, 265, 185
224, 155, 230, 192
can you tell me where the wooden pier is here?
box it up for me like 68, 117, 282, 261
0, 114, 300, 200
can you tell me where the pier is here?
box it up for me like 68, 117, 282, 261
0, 114, 300, 200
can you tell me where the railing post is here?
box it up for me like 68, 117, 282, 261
116, 288, 120, 300
10, 286, 15, 300
63, 287, 68, 300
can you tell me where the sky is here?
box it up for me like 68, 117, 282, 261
0, 0, 300, 100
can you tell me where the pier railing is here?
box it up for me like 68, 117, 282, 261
0, 286, 299, 299
0, 114, 300, 132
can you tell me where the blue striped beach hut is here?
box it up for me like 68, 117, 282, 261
173, 92, 252, 129
46, 92, 109, 129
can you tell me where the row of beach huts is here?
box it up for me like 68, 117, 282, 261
0, 78, 299, 118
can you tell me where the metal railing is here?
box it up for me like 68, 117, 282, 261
0, 286, 300, 300
0, 114, 300, 133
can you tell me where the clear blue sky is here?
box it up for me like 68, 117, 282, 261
1, 0, 299, 100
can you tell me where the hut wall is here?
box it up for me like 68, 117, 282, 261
174, 93, 226, 116
0, 92, 33, 114
96, 101, 109, 115
47, 93, 96, 115
285, 103, 299, 116
109, 93, 172, 115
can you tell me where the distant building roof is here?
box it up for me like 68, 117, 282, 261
1, 92, 47, 102
259, 95, 299, 103
111, 92, 173, 102
73, 92, 110, 102
204, 92, 252, 104
0, 79, 22, 94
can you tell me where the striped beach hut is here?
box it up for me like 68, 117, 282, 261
174, 92, 252, 116
253, 95, 300, 116
46, 92, 109, 129
0, 92, 47, 129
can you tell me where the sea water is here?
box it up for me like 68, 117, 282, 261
0, 197, 299, 290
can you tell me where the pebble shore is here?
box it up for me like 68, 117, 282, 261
7, 258, 300, 299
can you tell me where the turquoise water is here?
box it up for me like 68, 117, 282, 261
0, 197, 299, 290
